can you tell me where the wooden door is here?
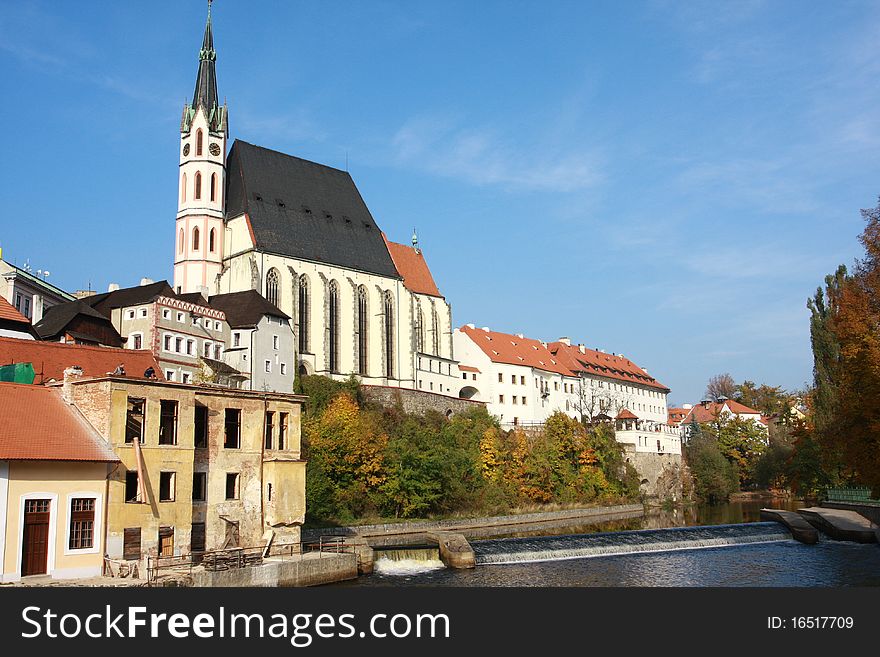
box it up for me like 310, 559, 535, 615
22, 499, 50, 576
158, 526, 174, 557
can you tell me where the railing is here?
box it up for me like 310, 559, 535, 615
824, 487, 880, 506
145, 536, 354, 585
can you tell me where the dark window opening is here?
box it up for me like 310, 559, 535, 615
159, 472, 176, 502
279, 412, 288, 451
192, 472, 207, 502
125, 397, 145, 444
264, 411, 274, 449
159, 400, 178, 445
225, 473, 240, 500
194, 404, 208, 448
123, 528, 141, 561
224, 409, 241, 448
125, 471, 140, 503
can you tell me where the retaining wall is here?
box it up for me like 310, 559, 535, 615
361, 385, 484, 417
190, 553, 357, 587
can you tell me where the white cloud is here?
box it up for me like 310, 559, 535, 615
390, 115, 603, 192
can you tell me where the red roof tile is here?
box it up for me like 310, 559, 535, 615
0, 296, 30, 324
683, 400, 761, 424
458, 365, 480, 373
549, 341, 669, 392
0, 383, 119, 462
616, 408, 639, 420
458, 325, 572, 376
384, 237, 443, 297
0, 337, 163, 384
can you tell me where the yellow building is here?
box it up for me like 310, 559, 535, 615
0, 382, 119, 582
63, 368, 306, 565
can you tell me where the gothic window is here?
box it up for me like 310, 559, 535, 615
181, 173, 187, 203
192, 226, 200, 251
329, 280, 340, 373
415, 302, 425, 353
265, 268, 280, 307
298, 275, 310, 354
196, 129, 203, 156
209, 228, 216, 253
195, 171, 202, 200
384, 291, 394, 379
357, 285, 368, 375
431, 305, 440, 356
210, 173, 217, 202
178, 228, 184, 254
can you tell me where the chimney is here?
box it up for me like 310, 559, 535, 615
559, 337, 571, 346
578, 345, 586, 354
139, 277, 154, 286
481, 326, 490, 332
682, 403, 693, 409
466, 323, 475, 329
515, 333, 524, 339
108, 283, 120, 292
62, 366, 83, 404
701, 399, 711, 408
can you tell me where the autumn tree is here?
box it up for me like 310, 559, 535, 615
705, 373, 737, 401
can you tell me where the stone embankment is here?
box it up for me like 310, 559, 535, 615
759, 509, 818, 544
304, 503, 644, 547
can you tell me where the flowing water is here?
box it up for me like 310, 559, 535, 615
334, 499, 880, 587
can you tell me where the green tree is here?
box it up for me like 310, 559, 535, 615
685, 432, 739, 503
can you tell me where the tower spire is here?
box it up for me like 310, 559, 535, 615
192, 0, 218, 111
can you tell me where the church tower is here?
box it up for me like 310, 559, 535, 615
174, 1, 228, 296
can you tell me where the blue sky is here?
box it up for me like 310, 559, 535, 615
1, 0, 878, 403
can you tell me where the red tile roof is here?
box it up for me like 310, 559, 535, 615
549, 341, 669, 392
458, 365, 480, 373
616, 408, 639, 420
0, 296, 30, 324
667, 407, 689, 425
0, 337, 163, 384
0, 383, 119, 462
384, 237, 442, 297
458, 325, 572, 376
683, 400, 761, 424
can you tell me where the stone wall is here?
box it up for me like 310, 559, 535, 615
625, 447, 685, 501
191, 553, 357, 587
361, 384, 485, 417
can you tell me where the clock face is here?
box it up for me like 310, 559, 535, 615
209, 142, 221, 156
183, 143, 191, 156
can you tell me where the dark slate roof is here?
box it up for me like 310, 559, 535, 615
177, 292, 208, 305
225, 140, 402, 279
34, 300, 121, 342
192, 8, 218, 112
209, 290, 289, 328
84, 281, 175, 317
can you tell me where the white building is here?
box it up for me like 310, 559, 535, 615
679, 399, 769, 442
0, 251, 74, 324
209, 290, 295, 392
172, 7, 460, 398
454, 325, 680, 455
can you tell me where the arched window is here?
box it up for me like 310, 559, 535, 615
357, 286, 368, 375
265, 268, 280, 307
431, 305, 440, 356
209, 228, 216, 253
196, 129, 203, 156
178, 227, 184, 254
210, 173, 217, 202
329, 281, 340, 373
384, 291, 394, 379
181, 173, 187, 203
194, 172, 202, 200
298, 275, 310, 355
415, 302, 425, 353
192, 226, 200, 251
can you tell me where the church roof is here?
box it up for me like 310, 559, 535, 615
209, 290, 289, 328
225, 140, 402, 280
384, 237, 443, 298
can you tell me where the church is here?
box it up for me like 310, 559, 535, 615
173, 5, 461, 396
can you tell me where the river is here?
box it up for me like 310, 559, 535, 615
333, 498, 880, 587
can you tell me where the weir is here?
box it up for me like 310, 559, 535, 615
373, 546, 445, 575
473, 522, 793, 565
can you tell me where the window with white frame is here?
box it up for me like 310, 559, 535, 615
265, 360, 271, 373
177, 312, 184, 323
162, 309, 170, 320
68, 497, 96, 550
165, 370, 175, 381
